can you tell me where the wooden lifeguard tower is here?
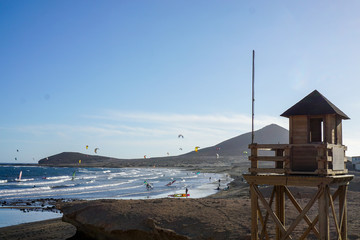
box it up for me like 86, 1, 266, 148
244, 90, 353, 240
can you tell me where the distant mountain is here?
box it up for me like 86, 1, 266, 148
183, 124, 289, 157
38, 152, 116, 166
38, 124, 289, 167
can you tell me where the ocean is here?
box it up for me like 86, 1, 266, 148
0, 165, 230, 227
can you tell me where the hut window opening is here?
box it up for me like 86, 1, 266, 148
309, 118, 323, 143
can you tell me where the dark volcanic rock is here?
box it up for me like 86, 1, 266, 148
58, 199, 251, 240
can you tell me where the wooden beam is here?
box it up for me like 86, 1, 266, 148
284, 186, 320, 238
275, 186, 285, 239
260, 187, 275, 240
251, 185, 291, 239
250, 184, 259, 240
300, 215, 319, 240
257, 204, 269, 240
251, 147, 258, 176
300, 187, 341, 240
249, 168, 286, 174
243, 175, 353, 187
250, 156, 287, 162
339, 185, 348, 240
328, 187, 342, 240
281, 186, 323, 240
318, 185, 330, 240
250, 144, 289, 149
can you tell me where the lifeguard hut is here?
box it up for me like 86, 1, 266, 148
244, 90, 353, 239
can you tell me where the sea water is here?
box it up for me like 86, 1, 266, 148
0, 165, 228, 200
0, 165, 230, 227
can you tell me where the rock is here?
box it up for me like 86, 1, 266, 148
58, 198, 250, 240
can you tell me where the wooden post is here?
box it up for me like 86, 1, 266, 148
275, 149, 284, 169
275, 186, 285, 239
251, 184, 259, 240
250, 144, 258, 175
318, 185, 330, 239
284, 146, 291, 174
339, 184, 348, 240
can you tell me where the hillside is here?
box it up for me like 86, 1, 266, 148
38, 124, 289, 167
183, 123, 289, 157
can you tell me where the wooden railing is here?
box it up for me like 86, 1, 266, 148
248, 143, 348, 176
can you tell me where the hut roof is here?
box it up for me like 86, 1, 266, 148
281, 90, 350, 119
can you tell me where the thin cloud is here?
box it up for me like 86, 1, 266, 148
12, 112, 288, 139
84, 111, 288, 130
7, 111, 290, 159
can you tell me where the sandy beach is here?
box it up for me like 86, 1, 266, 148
1, 163, 360, 239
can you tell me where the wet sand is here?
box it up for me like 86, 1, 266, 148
0, 218, 76, 240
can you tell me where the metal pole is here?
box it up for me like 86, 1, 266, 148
252, 50, 255, 144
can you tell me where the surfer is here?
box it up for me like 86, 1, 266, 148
185, 187, 188, 197
71, 170, 76, 181
146, 183, 153, 190
166, 180, 176, 186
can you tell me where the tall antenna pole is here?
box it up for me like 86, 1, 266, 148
251, 50, 255, 144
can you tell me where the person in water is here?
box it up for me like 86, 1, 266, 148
185, 187, 188, 197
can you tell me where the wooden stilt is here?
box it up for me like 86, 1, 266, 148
243, 175, 353, 240
251, 184, 259, 240
339, 185, 348, 240
275, 185, 285, 239
260, 188, 275, 240
328, 187, 342, 240
300, 187, 341, 239
257, 205, 269, 240
251, 185, 290, 239
318, 185, 330, 240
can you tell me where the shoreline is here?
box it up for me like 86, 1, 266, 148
0, 164, 244, 229
1, 165, 360, 239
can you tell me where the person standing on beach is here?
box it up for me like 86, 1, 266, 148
185, 187, 188, 197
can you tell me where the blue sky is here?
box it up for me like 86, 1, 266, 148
1, 1, 360, 163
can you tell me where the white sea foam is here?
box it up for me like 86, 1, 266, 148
0, 186, 52, 197
15, 178, 34, 182
18, 179, 69, 186
46, 176, 70, 180
0, 166, 230, 201
80, 176, 97, 180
